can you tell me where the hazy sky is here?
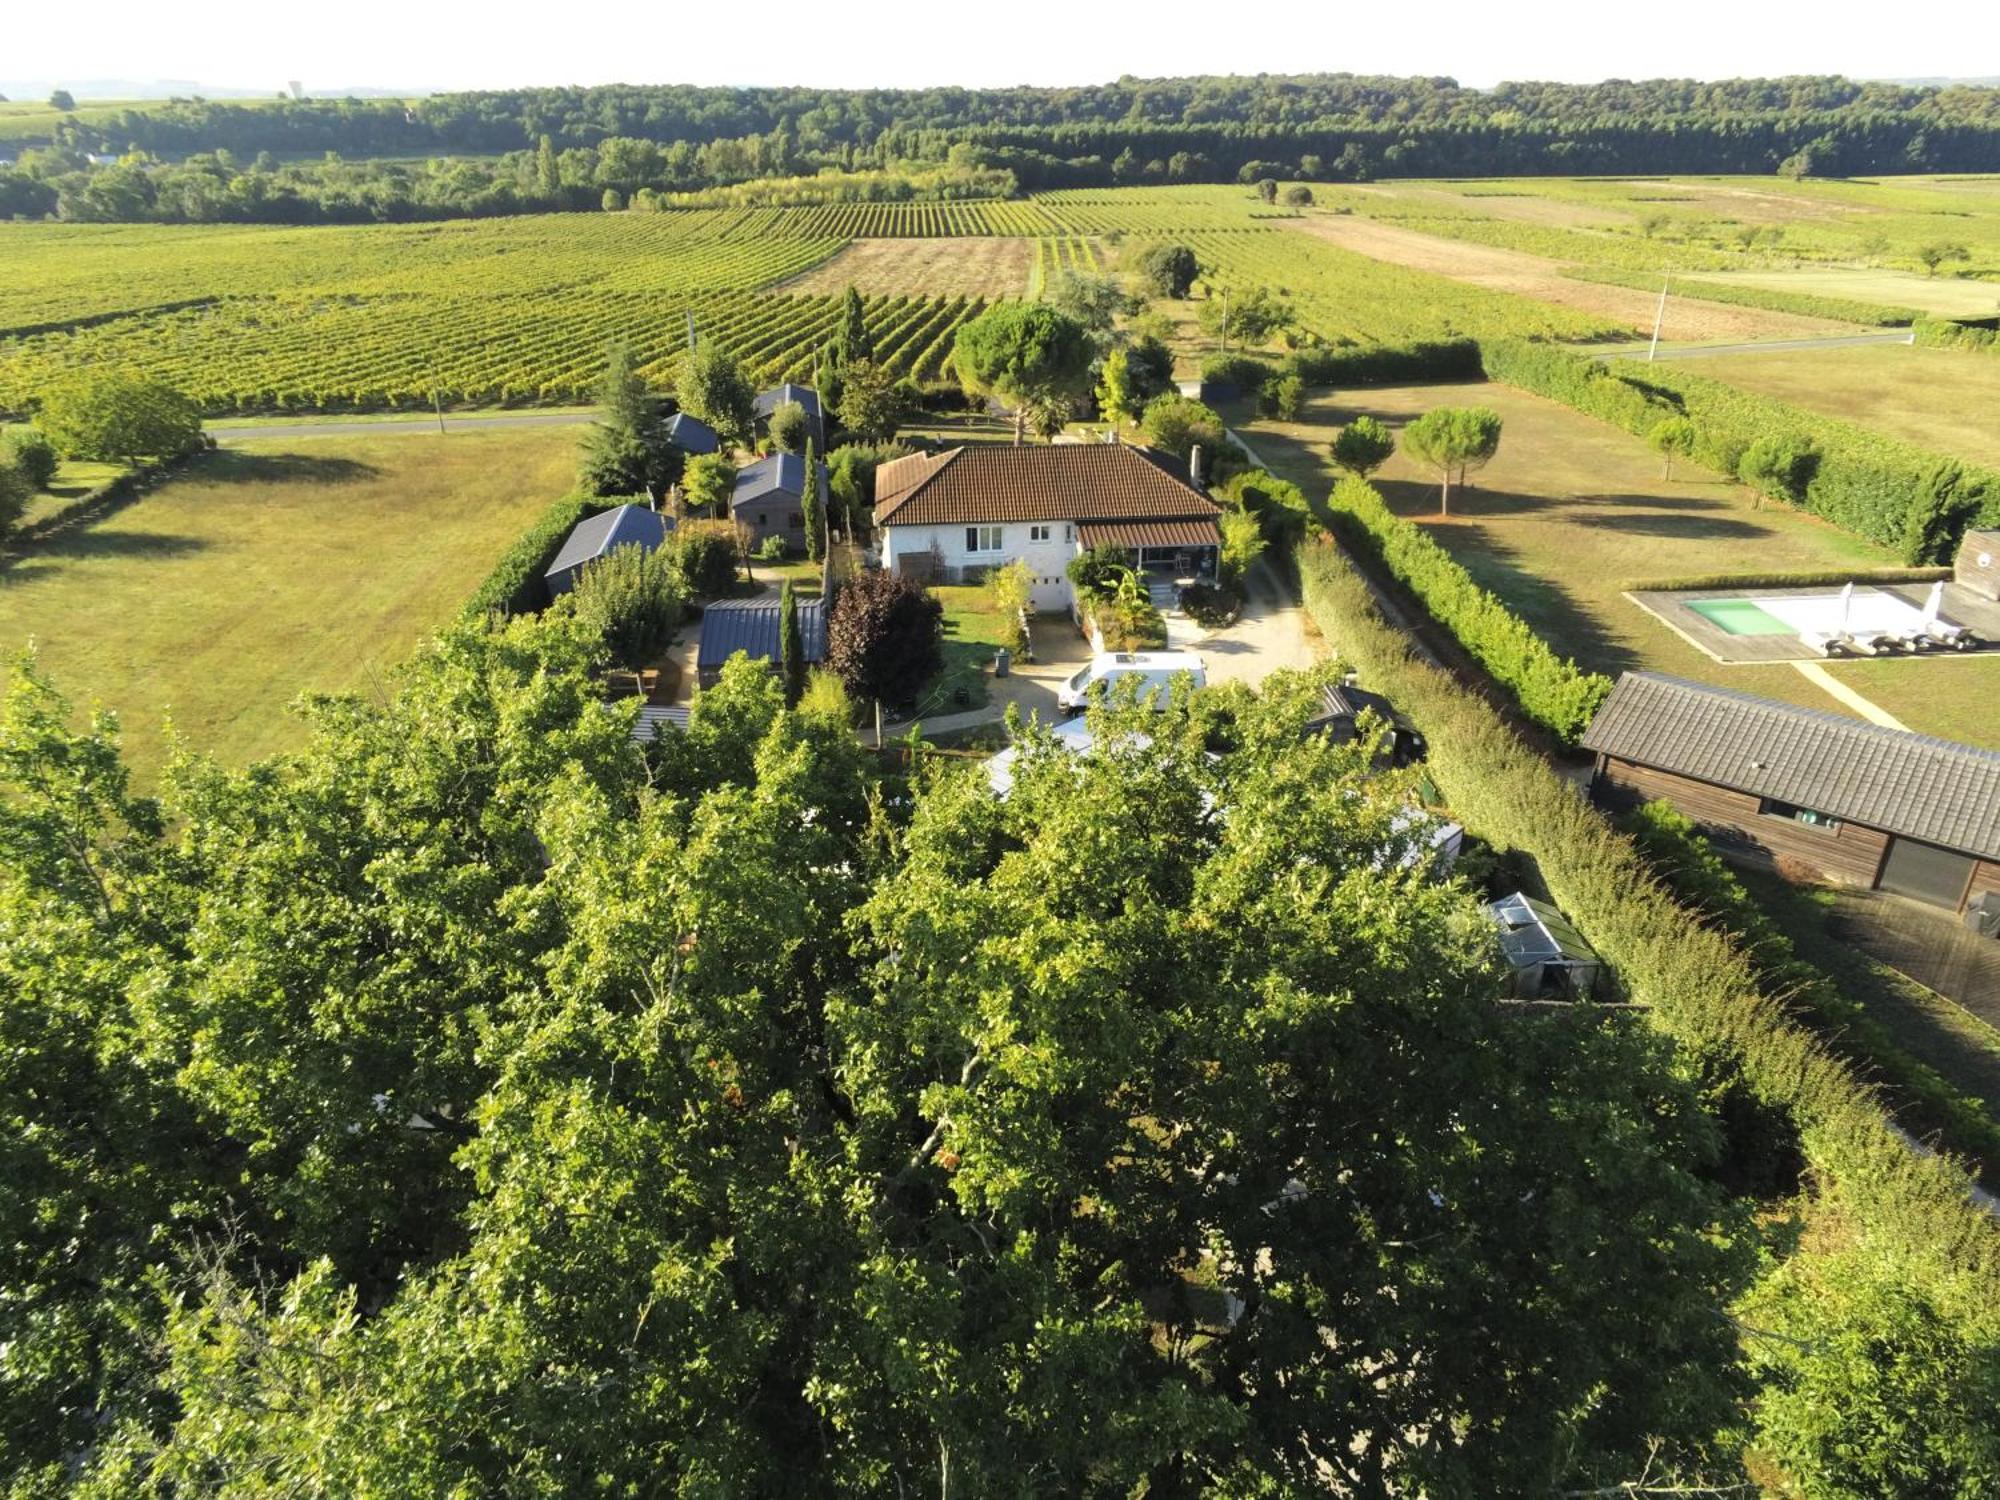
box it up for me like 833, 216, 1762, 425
10, 0, 1991, 94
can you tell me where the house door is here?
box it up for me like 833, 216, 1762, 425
1030, 573, 1069, 612
1877, 836, 1976, 910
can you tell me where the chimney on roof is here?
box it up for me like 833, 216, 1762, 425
1188, 444, 1205, 491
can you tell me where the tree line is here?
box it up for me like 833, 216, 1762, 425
6, 72, 1997, 223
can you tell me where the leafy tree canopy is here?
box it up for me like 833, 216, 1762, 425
35, 371, 203, 463
0, 627, 1756, 1494
950, 301, 1095, 410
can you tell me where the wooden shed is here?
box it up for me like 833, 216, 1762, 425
1582, 672, 2000, 914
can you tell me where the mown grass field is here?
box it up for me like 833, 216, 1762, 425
0, 427, 574, 778
1702, 341, 2000, 470
1815, 655, 2000, 748
1231, 381, 1915, 707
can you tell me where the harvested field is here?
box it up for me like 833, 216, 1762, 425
1289, 216, 1856, 342
1685, 267, 2000, 319
780, 236, 1035, 297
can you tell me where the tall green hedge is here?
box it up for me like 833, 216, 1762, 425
1481, 339, 2000, 563
1321, 474, 1612, 744
1915, 318, 1999, 355
459, 492, 603, 621
1296, 536, 2000, 1487
1284, 338, 1483, 388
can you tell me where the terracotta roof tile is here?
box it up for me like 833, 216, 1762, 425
874, 443, 1220, 527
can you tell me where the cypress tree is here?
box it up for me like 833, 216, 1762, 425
801, 437, 824, 565
778, 579, 804, 706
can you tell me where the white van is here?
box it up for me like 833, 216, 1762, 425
1057, 651, 1207, 713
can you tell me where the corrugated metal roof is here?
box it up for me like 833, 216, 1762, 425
632, 705, 690, 743
1076, 518, 1221, 549
1582, 671, 2000, 860
873, 443, 1220, 528
665, 412, 719, 455
753, 383, 822, 420
696, 598, 828, 670
544, 504, 667, 581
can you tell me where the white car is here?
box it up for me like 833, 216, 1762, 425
1057, 651, 1208, 714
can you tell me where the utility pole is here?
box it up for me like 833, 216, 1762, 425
1647, 276, 1670, 362
432, 384, 445, 435
686, 309, 697, 353
1219, 285, 1230, 354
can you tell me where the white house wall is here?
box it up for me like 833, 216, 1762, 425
883, 521, 1079, 611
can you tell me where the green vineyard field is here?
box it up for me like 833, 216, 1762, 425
0, 290, 985, 412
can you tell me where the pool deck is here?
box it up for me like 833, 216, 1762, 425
1628, 582, 2000, 664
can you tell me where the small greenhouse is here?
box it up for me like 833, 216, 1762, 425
1484, 892, 1603, 1000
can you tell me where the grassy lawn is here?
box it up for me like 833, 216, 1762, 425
0, 427, 575, 779
1233, 380, 1903, 719
1701, 342, 2000, 471
913, 584, 1005, 719
1819, 655, 2000, 750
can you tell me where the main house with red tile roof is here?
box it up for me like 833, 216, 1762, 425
872, 441, 1221, 612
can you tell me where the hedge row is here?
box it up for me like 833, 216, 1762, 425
1199, 339, 1484, 399
1321, 474, 1612, 745
1560, 267, 1921, 328
1629, 566, 1950, 591
1915, 318, 2000, 355
1621, 799, 2000, 1181
1481, 338, 2000, 563
459, 491, 602, 621
1296, 536, 2000, 1478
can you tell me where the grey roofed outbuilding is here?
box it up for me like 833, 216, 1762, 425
696, 597, 828, 676
1581, 671, 2000, 861
730, 452, 828, 512
665, 412, 719, 456
543, 504, 669, 595
752, 383, 822, 423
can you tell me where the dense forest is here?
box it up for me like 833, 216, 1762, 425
4, 73, 1998, 223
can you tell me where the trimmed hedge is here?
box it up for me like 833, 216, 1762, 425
1561, 267, 1921, 328
1282, 338, 1483, 388
1482, 339, 2000, 563
1629, 566, 1950, 591
1198, 353, 1278, 395
1296, 536, 2000, 1481
460, 491, 603, 621
1915, 318, 2000, 356
1321, 474, 1612, 745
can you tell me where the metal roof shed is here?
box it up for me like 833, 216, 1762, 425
1484, 892, 1603, 1000
543, 504, 668, 597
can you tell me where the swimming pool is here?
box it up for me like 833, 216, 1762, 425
1687, 589, 1933, 639
1687, 599, 1796, 636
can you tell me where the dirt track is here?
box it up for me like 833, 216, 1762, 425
1292, 216, 1858, 342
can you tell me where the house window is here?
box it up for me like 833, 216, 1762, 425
787, 511, 804, 530
1029, 524, 1052, 543
1065, 524, 1074, 543
1759, 798, 1841, 831
965, 525, 1004, 554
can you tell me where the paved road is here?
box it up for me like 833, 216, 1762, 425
210, 411, 595, 444
1587, 330, 1916, 362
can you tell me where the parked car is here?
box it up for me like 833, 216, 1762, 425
1058, 651, 1208, 713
